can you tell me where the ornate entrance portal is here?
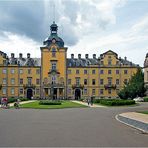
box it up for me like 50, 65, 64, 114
27, 88, 33, 99
75, 89, 81, 100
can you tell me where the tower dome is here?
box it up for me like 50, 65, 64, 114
43, 22, 64, 47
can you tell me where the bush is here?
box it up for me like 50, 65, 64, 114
19, 98, 29, 101
39, 100, 62, 105
8, 98, 16, 103
98, 99, 135, 106
144, 97, 148, 102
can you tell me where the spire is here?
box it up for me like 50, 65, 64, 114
50, 22, 58, 35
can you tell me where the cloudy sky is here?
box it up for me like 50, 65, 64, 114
0, 0, 148, 66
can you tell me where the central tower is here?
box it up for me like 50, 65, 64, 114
41, 22, 67, 99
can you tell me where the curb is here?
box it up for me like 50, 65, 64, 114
115, 114, 148, 134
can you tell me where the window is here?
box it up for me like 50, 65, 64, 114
27, 78, 32, 85
52, 47, 56, 57
3, 78, 6, 84
116, 70, 119, 74
92, 79, 96, 85
3, 69, 6, 74
3, 60, 6, 65
100, 89, 104, 95
68, 70, 71, 74
84, 70, 87, 74
51, 62, 57, 70
19, 79, 23, 85
51, 76, 56, 84
11, 78, 15, 85
11, 88, 15, 95
11, 69, 15, 74
116, 89, 119, 94
84, 88, 87, 95
36, 79, 40, 85
108, 70, 112, 74
2, 88, 6, 95
36, 69, 40, 74
76, 70, 79, 74
84, 79, 87, 85
92, 70, 95, 74
116, 79, 120, 85
19, 88, 23, 95
101, 61, 104, 65
92, 89, 95, 95
108, 89, 111, 94
108, 60, 112, 65
19, 69, 23, 74
124, 79, 128, 84
100, 79, 104, 85
100, 70, 104, 74
116, 61, 119, 65
68, 79, 71, 85
36, 89, 40, 95
124, 70, 128, 74
108, 77, 112, 85
68, 88, 71, 95
28, 69, 31, 74
76, 77, 80, 85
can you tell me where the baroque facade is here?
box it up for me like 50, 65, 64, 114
0, 22, 140, 99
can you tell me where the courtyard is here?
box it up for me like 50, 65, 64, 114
0, 102, 147, 147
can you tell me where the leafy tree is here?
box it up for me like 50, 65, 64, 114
118, 68, 146, 99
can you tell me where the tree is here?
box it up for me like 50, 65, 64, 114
118, 68, 146, 99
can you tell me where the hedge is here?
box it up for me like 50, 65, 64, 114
143, 97, 148, 102
39, 100, 62, 105
99, 99, 135, 106
94, 99, 135, 106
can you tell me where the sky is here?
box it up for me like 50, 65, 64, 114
0, 0, 148, 66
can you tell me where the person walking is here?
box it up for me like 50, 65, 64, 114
87, 97, 90, 106
90, 96, 94, 106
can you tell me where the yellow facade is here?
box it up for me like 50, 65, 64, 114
0, 22, 139, 99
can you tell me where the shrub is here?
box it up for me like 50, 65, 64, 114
144, 97, 148, 102
8, 98, 16, 103
39, 100, 62, 105
19, 98, 29, 101
99, 99, 135, 106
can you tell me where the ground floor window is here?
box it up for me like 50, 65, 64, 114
2, 88, 6, 95
92, 89, 95, 95
36, 88, 40, 95
84, 88, 87, 95
68, 88, 71, 95
19, 88, 24, 95
100, 89, 104, 95
108, 89, 112, 94
11, 88, 15, 95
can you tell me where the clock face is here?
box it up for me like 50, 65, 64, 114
52, 39, 56, 43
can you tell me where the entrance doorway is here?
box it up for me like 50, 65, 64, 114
53, 88, 57, 100
27, 89, 33, 99
75, 89, 81, 100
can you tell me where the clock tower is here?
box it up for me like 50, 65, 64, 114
40, 22, 67, 99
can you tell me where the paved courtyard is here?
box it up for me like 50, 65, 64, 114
0, 103, 147, 147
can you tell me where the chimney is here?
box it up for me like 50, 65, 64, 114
71, 54, 74, 59
124, 56, 127, 61
19, 53, 23, 58
11, 53, 14, 58
85, 54, 89, 59
93, 54, 96, 59
27, 53, 30, 58
78, 54, 81, 59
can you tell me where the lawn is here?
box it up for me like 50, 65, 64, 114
138, 111, 148, 115
20, 100, 87, 109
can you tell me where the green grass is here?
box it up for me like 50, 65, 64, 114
138, 111, 148, 114
20, 100, 87, 109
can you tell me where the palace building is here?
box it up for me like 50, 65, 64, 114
0, 22, 140, 99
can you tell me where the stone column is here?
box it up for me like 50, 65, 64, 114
57, 88, 59, 100
63, 89, 64, 100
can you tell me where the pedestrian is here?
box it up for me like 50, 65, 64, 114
90, 96, 94, 106
14, 99, 20, 109
87, 97, 90, 106
1, 97, 4, 108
